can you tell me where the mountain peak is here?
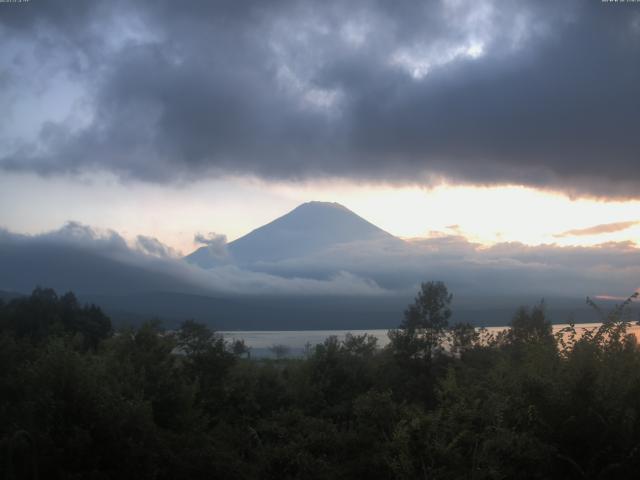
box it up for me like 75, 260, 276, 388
186, 202, 397, 267
295, 201, 349, 210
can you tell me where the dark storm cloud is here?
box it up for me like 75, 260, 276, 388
1, 0, 639, 197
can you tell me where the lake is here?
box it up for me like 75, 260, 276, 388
222, 322, 640, 358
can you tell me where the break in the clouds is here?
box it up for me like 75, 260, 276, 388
554, 220, 639, 238
1, 0, 640, 197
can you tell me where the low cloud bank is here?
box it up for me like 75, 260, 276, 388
0, 223, 388, 296
193, 232, 230, 260
240, 235, 640, 299
1, 223, 639, 302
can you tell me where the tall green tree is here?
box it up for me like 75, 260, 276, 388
389, 281, 452, 360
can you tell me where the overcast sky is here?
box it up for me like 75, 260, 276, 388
1, 0, 639, 254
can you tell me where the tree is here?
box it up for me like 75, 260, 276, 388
231, 338, 251, 358
449, 322, 479, 356
176, 319, 219, 357
176, 320, 236, 415
0, 288, 110, 348
509, 302, 552, 345
269, 344, 291, 359
390, 281, 453, 360
401, 281, 453, 334
342, 333, 378, 357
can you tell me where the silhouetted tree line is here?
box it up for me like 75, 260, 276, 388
1, 284, 640, 479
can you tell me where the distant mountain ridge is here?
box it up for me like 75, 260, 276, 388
0, 290, 24, 302
186, 201, 400, 268
0, 240, 207, 296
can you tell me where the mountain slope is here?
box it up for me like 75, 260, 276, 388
186, 201, 399, 268
0, 240, 207, 296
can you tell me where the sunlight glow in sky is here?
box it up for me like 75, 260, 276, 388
1, 172, 638, 255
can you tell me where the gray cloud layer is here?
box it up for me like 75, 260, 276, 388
1, 223, 638, 301
0, 223, 388, 296
193, 232, 229, 260
2, 0, 640, 197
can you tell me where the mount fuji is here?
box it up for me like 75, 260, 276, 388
185, 201, 401, 268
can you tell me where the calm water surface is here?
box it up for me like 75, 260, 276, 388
222, 323, 640, 358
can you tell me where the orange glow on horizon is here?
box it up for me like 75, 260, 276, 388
1, 172, 639, 254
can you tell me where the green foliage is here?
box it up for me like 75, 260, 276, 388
390, 281, 452, 360
401, 281, 452, 335
0, 287, 111, 349
268, 343, 291, 359
2, 286, 640, 478
510, 302, 553, 345
448, 321, 479, 356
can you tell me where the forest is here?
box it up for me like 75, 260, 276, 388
2, 283, 640, 479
